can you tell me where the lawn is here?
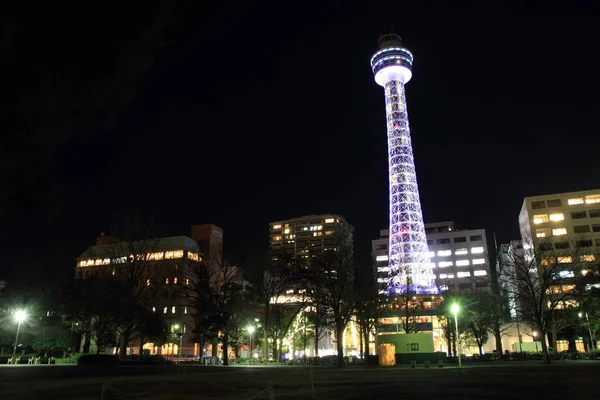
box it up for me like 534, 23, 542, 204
2, 362, 599, 399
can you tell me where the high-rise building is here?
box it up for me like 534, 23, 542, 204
372, 221, 491, 293
370, 33, 436, 294
269, 214, 353, 265
519, 189, 600, 256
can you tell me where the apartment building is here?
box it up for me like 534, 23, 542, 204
519, 189, 600, 256
269, 214, 353, 265
372, 221, 491, 293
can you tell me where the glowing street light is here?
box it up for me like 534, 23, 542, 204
532, 331, 539, 352
173, 324, 183, 357
451, 304, 461, 368
12, 310, 27, 362
247, 326, 255, 358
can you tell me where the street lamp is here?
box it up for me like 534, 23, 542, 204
248, 326, 255, 359
579, 312, 595, 350
451, 304, 461, 368
533, 331, 539, 352
173, 324, 183, 357
12, 310, 27, 362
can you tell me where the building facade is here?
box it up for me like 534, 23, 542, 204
519, 189, 600, 257
373, 221, 491, 293
76, 224, 223, 357
269, 214, 353, 265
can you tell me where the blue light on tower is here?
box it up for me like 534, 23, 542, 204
370, 33, 437, 295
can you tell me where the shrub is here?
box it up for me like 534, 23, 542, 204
77, 354, 119, 367
55, 353, 83, 364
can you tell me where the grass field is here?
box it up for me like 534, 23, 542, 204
2, 362, 599, 399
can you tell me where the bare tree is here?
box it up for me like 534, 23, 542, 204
244, 254, 298, 360
184, 246, 247, 365
354, 273, 387, 359
309, 226, 359, 368
498, 237, 589, 363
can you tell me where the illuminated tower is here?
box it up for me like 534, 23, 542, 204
370, 33, 437, 294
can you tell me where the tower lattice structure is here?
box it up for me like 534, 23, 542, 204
370, 33, 437, 294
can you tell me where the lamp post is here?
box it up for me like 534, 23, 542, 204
451, 304, 461, 368
173, 324, 183, 358
533, 331, 539, 352
248, 326, 255, 359
579, 312, 594, 350
12, 310, 27, 362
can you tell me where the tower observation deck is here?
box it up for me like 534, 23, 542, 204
370, 33, 437, 295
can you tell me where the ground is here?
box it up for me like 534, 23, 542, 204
1, 361, 599, 399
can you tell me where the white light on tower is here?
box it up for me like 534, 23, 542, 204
370, 33, 437, 294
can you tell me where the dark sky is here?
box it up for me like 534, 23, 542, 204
2, 1, 600, 280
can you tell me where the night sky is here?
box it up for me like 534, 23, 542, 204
2, 2, 600, 282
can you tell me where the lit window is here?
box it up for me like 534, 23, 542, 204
174, 277, 178, 284
165, 250, 184, 259
454, 248, 468, 255
286, 289, 294, 294
558, 256, 572, 264
536, 229, 551, 238
376, 255, 388, 262
440, 285, 449, 291
184, 307, 188, 314
303, 227, 308, 231
325, 218, 335, 223
585, 195, 600, 204
146, 279, 150, 286
313, 232, 322, 237
549, 213, 564, 222
541, 257, 555, 266
438, 261, 453, 268
171, 306, 176, 314
437, 250, 451, 257
457, 271, 470, 278
471, 247, 484, 254
147, 252, 164, 261
163, 307, 167, 314
187, 252, 199, 261
558, 271, 575, 278
377, 267, 389, 272
568, 198, 584, 205
439, 273, 449, 279
552, 228, 567, 236
533, 214, 549, 224
473, 270, 487, 277
185, 278, 190, 285
165, 278, 169, 284
581, 255, 595, 262
456, 260, 470, 267
427, 251, 435, 258
272, 236, 282, 241
152, 307, 156, 312
377, 278, 387, 283
325, 230, 335, 236
284, 229, 290, 234
111, 269, 116, 276
273, 224, 282, 229
472, 258, 485, 265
